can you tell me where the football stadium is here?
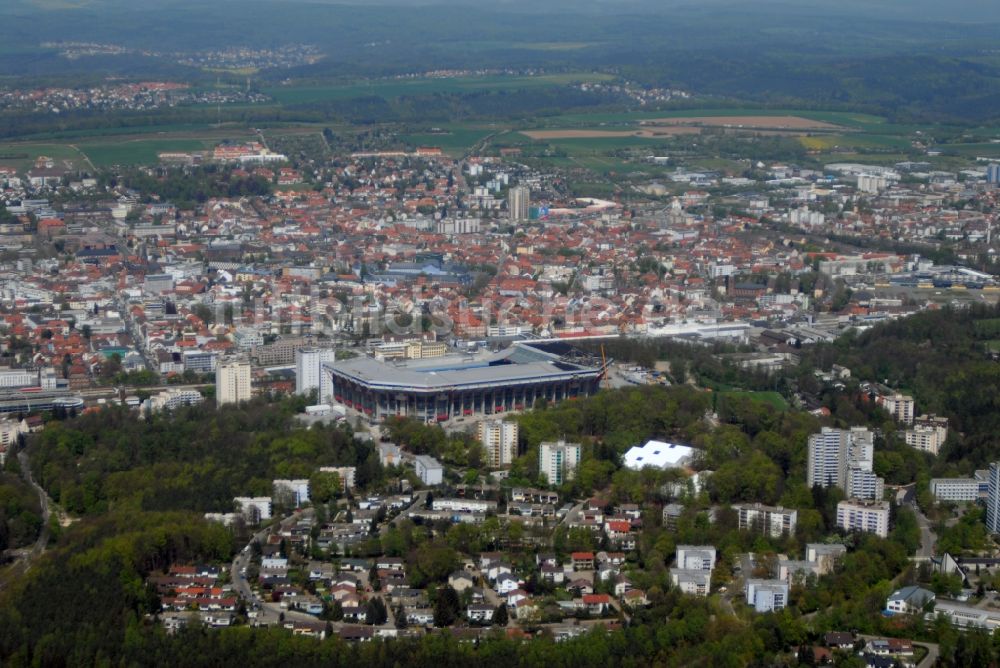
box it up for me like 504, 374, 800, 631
324, 340, 608, 422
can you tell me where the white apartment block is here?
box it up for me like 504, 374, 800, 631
670, 569, 711, 596
296, 347, 337, 404
414, 455, 444, 486
807, 427, 876, 490
846, 467, 886, 501
215, 358, 252, 405
746, 579, 789, 613
675, 545, 717, 571
930, 476, 984, 503
319, 466, 357, 491
538, 440, 581, 486
836, 499, 890, 538
880, 393, 915, 424
905, 415, 949, 455
273, 479, 310, 506
145, 388, 204, 413
734, 503, 798, 537
233, 496, 273, 522
478, 419, 519, 468
987, 463, 1000, 533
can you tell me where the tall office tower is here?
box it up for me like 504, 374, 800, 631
538, 439, 581, 486
987, 463, 1000, 533
807, 427, 876, 490
295, 347, 338, 404
987, 163, 1000, 185
508, 185, 530, 221
478, 419, 519, 468
215, 358, 252, 406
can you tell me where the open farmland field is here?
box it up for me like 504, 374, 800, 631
640, 115, 845, 130
537, 108, 886, 129
78, 138, 218, 167
522, 127, 700, 140
0, 142, 89, 171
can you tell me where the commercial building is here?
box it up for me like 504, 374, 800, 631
987, 463, 1000, 533
296, 347, 338, 404
215, 358, 252, 405
932, 600, 1000, 632
0, 368, 43, 389
414, 455, 444, 486
734, 503, 798, 537
324, 341, 606, 423
508, 185, 530, 221
478, 419, 519, 468
622, 440, 697, 471
538, 440, 581, 486
746, 579, 789, 613
836, 499, 890, 538
182, 350, 218, 374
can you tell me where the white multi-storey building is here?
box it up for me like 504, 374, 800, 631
675, 546, 717, 571
735, 503, 798, 537
273, 479, 310, 506
807, 427, 877, 491
215, 358, 252, 405
987, 463, 1000, 533
145, 388, 204, 413
905, 415, 949, 455
880, 393, 915, 424
508, 185, 530, 221
746, 579, 789, 612
318, 466, 357, 491
846, 467, 886, 501
296, 347, 338, 404
414, 455, 444, 486
930, 476, 984, 503
836, 499, 890, 538
233, 497, 272, 522
538, 440, 581, 486
478, 419, 519, 468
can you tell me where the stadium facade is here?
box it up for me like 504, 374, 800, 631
324, 341, 608, 422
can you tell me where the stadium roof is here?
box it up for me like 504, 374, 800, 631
324, 341, 605, 393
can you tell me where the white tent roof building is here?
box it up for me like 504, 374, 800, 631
623, 440, 697, 470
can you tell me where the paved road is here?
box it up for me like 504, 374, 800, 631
232, 509, 318, 626
910, 500, 937, 559
381, 491, 427, 536
17, 448, 53, 563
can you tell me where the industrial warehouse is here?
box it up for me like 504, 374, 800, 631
323, 340, 609, 422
